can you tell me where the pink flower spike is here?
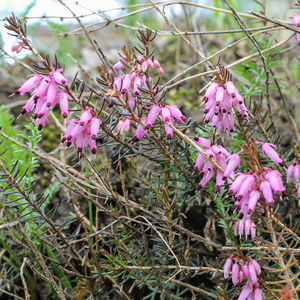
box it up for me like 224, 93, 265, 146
265, 169, 285, 194
79, 109, 92, 126
223, 153, 241, 179
261, 143, 283, 166
286, 164, 295, 181
133, 117, 147, 142
37, 113, 48, 131
164, 117, 174, 140
237, 284, 253, 300
193, 136, 211, 148
223, 256, 232, 278
251, 223, 256, 239
296, 33, 300, 46
242, 264, 250, 279
250, 258, 261, 275
294, 14, 300, 27
147, 105, 160, 128
253, 288, 263, 300
203, 82, 218, 100
35, 77, 50, 98
244, 218, 251, 238
76, 132, 87, 155
116, 118, 130, 135
216, 170, 225, 188
167, 104, 186, 123
61, 119, 77, 143
294, 164, 300, 183
260, 179, 274, 204
142, 61, 148, 72
237, 175, 256, 199
238, 219, 245, 237
238, 270, 243, 283
46, 81, 59, 107
58, 91, 69, 119
248, 190, 260, 212
130, 72, 137, 82
194, 154, 206, 172
229, 173, 248, 195
225, 81, 238, 97
158, 67, 164, 76
121, 74, 131, 92
18, 94, 36, 118
154, 60, 160, 68
147, 59, 154, 68
53, 69, 68, 86
90, 118, 101, 139
113, 61, 123, 70
215, 86, 225, 106
232, 263, 239, 286
87, 136, 97, 156
160, 107, 171, 122
248, 262, 257, 284
17, 74, 42, 96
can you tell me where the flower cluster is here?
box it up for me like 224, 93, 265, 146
132, 104, 186, 142
10, 69, 70, 130
201, 80, 248, 136
109, 52, 186, 142
61, 107, 101, 157
108, 54, 163, 115
233, 217, 256, 240
193, 136, 232, 191
223, 255, 263, 300
229, 168, 285, 215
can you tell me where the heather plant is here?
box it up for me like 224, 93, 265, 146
1, 1, 300, 299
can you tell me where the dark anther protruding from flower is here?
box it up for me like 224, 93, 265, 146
132, 136, 139, 143
61, 137, 67, 143
19, 108, 26, 116
38, 124, 43, 131
66, 142, 71, 147
196, 185, 202, 191
92, 148, 96, 155
194, 136, 199, 142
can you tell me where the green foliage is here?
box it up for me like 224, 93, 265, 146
0, 106, 29, 173
234, 40, 284, 100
